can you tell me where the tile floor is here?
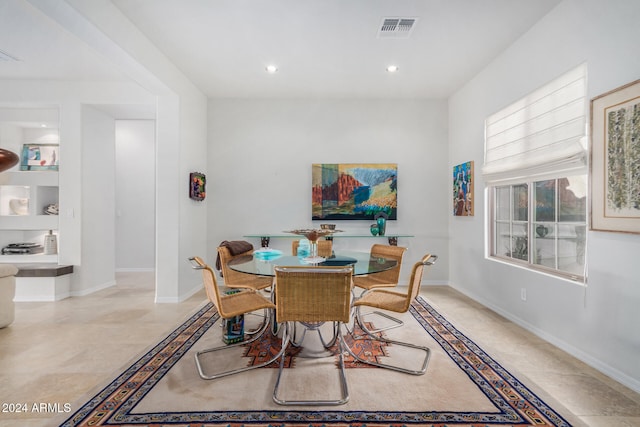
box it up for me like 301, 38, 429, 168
0, 272, 639, 426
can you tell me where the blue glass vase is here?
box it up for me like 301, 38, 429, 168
376, 217, 386, 236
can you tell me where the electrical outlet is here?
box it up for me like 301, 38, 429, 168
521, 288, 527, 301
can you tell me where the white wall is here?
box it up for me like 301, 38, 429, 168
75, 105, 116, 293
208, 99, 450, 284
448, 0, 640, 391
115, 120, 155, 271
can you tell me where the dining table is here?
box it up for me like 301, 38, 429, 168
226, 249, 398, 363
226, 249, 398, 277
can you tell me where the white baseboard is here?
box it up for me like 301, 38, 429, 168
155, 282, 202, 304
70, 280, 116, 297
115, 268, 155, 273
450, 284, 640, 394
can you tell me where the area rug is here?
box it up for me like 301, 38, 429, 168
57, 297, 574, 427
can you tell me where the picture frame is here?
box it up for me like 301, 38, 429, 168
453, 161, 473, 216
20, 144, 59, 171
312, 163, 397, 220
590, 79, 640, 234
189, 172, 206, 201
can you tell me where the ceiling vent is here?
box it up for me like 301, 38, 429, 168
378, 17, 417, 38
0, 49, 20, 62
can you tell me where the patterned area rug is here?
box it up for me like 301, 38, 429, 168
242, 320, 388, 369
58, 297, 573, 427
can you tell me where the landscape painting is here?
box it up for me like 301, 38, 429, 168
312, 163, 397, 220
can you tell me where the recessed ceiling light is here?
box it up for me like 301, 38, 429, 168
386, 65, 399, 73
40, 124, 47, 128
265, 65, 278, 73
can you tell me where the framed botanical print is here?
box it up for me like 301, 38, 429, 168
591, 79, 640, 233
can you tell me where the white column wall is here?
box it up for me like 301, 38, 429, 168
115, 120, 155, 271
77, 105, 116, 293
448, 0, 640, 391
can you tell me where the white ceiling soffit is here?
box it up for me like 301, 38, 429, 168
378, 17, 417, 38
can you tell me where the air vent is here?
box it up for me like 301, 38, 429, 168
378, 17, 417, 38
0, 49, 20, 62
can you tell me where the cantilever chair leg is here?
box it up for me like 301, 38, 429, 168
273, 321, 349, 406
195, 308, 284, 380
344, 306, 430, 376
356, 308, 404, 333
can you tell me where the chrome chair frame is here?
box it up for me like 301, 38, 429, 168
272, 265, 352, 406
344, 254, 437, 376
189, 257, 285, 380
352, 244, 408, 333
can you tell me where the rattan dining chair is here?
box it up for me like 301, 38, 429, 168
291, 239, 333, 257
351, 244, 407, 331
272, 265, 353, 406
189, 257, 284, 380
345, 253, 437, 375
217, 246, 274, 291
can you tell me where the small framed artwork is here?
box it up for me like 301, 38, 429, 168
189, 172, 206, 201
591, 79, 640, 233
20, 144, 59, 171
453, 161, 473, 216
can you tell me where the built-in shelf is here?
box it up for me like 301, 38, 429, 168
0, 215, 58, 230
0, 254, 58, 263
1, 170, 60, 264
3, 170, 58, 186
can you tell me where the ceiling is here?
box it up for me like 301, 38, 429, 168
1, 0, 562, 100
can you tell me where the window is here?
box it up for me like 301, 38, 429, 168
484, 64, 588, 282
491, 176, 587, 281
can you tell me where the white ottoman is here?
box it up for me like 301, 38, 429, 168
0, 264, 18, 328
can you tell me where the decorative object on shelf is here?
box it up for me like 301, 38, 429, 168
453, 160, 474, 216
44, 230, 58, 255
43, 203, 59, 215
312, 163, 397, 220
591, 79, 640, 234
369, 224, 379, 236
374, 211, 388, 236
9, 198, 29, 215
1, 242, 43, 255
284, 228, 342, 263
320, 223, 336, 230
20, 144, 59, 171
535, 225, 549, 238
0, 148, 19, 173
189, 172, 206, 201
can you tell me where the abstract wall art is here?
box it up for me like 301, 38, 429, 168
189, 172, 206, 201
312, 163, 397, 220
453, 161, 474, 216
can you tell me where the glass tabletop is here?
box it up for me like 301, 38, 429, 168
226, 250, 397, 276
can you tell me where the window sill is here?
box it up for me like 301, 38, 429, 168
487, 254, 586, 285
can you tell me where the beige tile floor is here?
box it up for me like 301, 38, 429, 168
0, 272, 639, 426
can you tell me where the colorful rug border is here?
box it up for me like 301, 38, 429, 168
59, 297, 572, 426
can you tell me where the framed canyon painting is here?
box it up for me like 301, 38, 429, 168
312, 163, 397, 220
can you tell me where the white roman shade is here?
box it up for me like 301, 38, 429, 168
483, 64, 587, 184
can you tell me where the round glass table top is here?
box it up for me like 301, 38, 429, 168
227, 250, 397, 276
